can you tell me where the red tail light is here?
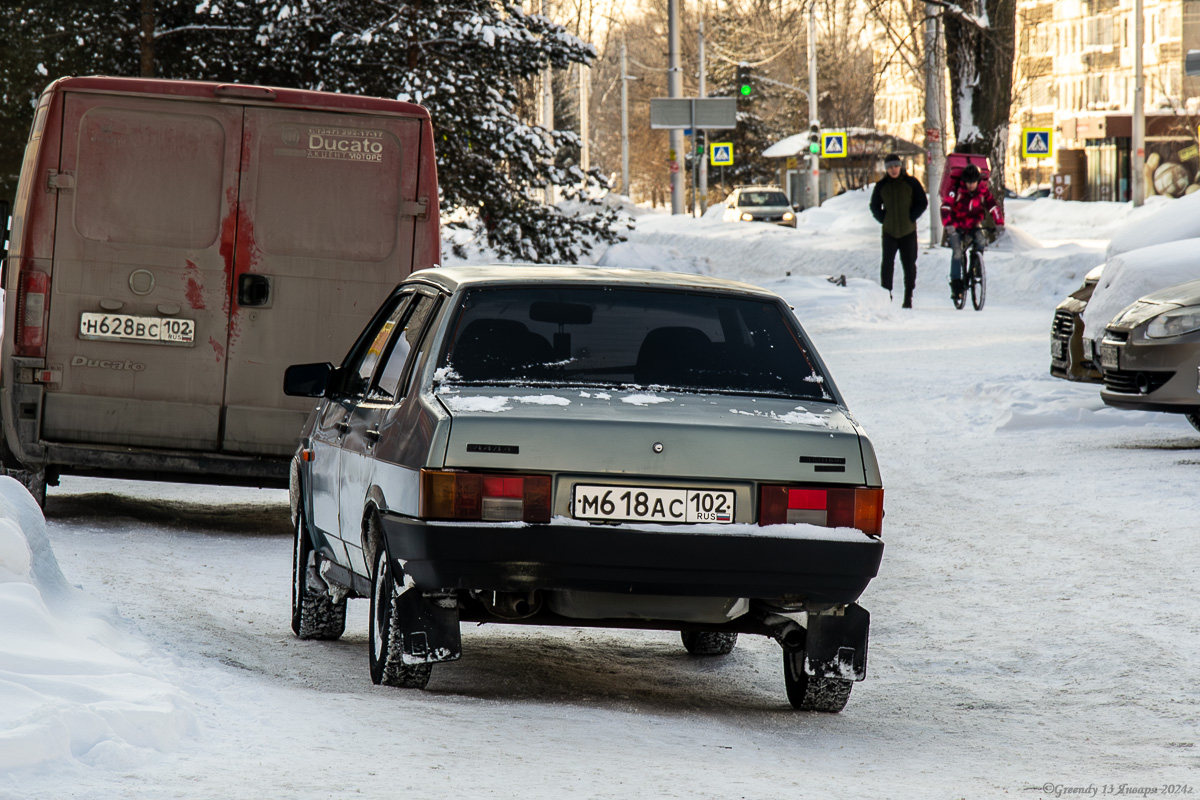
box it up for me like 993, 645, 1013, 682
16, 269, 49, 357
421, 470, 551, 523
759, 485, 883, 536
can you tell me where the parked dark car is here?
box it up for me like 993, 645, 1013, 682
284, 265, 885, 711
1050, 265, 1104, 383
1098, 278, 1200, 432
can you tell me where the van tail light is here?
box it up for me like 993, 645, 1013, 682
759, 485, 883, 536
16, 269, 49, 357
421, 469, 551, 523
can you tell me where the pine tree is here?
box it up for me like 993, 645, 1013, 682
256, 0, 625, 263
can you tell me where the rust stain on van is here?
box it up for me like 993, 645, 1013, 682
209, 336, 226, 362
184, 260, 205, 310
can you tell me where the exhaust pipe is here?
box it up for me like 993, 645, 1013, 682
482, 590, 542, 619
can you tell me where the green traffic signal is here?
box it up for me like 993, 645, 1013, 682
739, 83, 753, 97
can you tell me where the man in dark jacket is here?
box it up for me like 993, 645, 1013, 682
869, 153, 928, 308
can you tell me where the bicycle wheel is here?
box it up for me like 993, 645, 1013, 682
970, 251, 986, 310
952, 281, 965, 310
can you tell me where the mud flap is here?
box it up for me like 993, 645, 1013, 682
804, 603, 869, 681
397, 589, 462, 665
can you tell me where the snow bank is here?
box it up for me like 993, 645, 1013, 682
0, 478, 195, 773
1080, 237, 1200, 345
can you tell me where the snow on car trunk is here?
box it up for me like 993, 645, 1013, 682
435, 386, 869, 484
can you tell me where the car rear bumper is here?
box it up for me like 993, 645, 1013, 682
380, 514, 884, 605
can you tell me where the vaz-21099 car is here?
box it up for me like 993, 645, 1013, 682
285, 266, 885, 712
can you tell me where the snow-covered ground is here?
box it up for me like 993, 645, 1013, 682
3, 194, 1199, 799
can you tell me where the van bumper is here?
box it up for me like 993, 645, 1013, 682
38, 441, 289, 487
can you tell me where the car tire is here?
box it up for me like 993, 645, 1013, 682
291, 509, 347, 640
1186, 412, 1200, 433
782, 648, 853, 712
681, 631, 738, 655
369, 546, 433, 689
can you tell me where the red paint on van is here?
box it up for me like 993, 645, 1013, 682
184, 260, 205, 310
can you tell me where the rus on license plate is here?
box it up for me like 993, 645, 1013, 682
572, 484, 734, 524
79, 313, 196, 345
1098, 342, 1119, 370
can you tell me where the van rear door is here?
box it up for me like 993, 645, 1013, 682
221, 109, 423, 456
42, 92, 243, 451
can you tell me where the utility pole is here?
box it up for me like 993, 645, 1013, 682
621, 39, 630, 197
924, 2, 946, 245
668, 0, 684, 215
698, 15, 708, 214
1132, 0, 1146, 206
807, 0, 820, 209
542, 0, 556, 205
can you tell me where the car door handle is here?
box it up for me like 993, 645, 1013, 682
365, 429, 381, 442
335, 421, 350, 434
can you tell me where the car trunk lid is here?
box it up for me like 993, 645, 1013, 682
434, 386, 867, 484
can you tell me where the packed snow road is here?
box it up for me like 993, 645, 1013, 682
15, 296, 1199, 799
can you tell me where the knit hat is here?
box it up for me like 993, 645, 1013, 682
884, 153, 902, 166
961, 164, 981, 182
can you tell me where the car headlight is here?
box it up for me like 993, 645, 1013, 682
1145, 306, 1200, 339
740, 212, 755, 221
782, 211, 795, 221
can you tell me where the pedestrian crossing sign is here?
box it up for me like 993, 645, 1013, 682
710, 142, 733, 166
821, 132, 847, 158
1022, 127, 1053, 158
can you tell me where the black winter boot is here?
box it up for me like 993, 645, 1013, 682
902, 291, 912, 309
950, 278, 964, 299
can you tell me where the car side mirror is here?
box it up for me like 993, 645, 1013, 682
284, 362, 335, 397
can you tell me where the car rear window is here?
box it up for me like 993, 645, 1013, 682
739, 191, 789, 207
439, 286, 832, 401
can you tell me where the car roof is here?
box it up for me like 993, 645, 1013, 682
406, 265, 782, 299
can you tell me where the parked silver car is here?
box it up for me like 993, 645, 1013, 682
722, 186, 797, 227
284, 265, 885, 711
1098, 278, 1200, 431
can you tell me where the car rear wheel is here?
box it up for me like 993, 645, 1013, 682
782, 648, 853, 712
369, 547, 433, 688
291, 509, 347, 640
1185, 412, 1200, 433
681, 631, 738, 655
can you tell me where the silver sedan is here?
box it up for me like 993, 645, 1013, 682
284, 265, 885, 711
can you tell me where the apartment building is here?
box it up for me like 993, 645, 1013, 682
874, 0, 1200, 200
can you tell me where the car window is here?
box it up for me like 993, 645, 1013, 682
343, 294, 414, 396
439, 286, 831, 401
371, 293, 441, 399
739, 191, 789, 207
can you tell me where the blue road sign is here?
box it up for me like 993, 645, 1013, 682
710, 143, 733, 166
1022, 128, 1053, 158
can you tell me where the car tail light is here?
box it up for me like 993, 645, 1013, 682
759, 485, 883, 536
421, 469, 551, 523
16, 269, 49, 357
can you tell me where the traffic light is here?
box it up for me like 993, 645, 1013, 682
737, 64, 753, 97
808, 122, 821, 155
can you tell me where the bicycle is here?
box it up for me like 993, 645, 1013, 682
951, 233, 986, 311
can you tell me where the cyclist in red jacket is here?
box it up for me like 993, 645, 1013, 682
940, 164, 1004, 302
